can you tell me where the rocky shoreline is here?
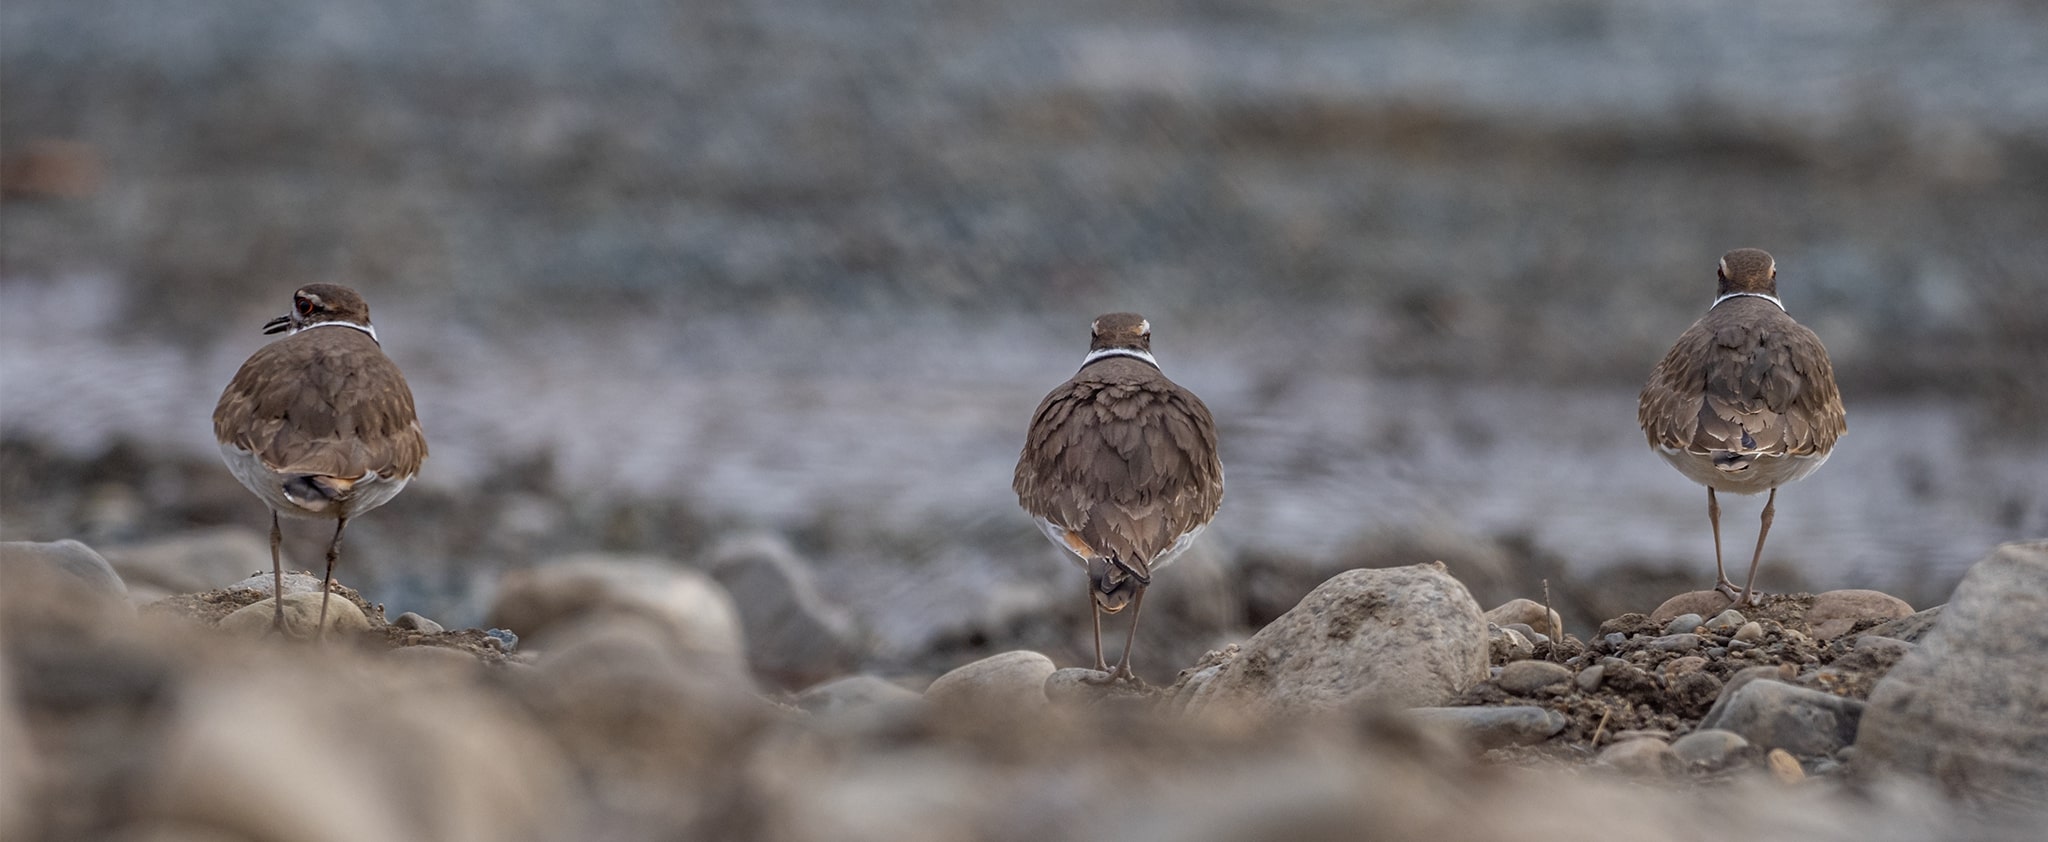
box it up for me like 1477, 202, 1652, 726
3, 534, 2043, 840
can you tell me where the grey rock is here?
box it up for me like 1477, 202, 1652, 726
485, 553, 745, 668
705, 534, 861, 689
1650, 633, 1703, 652
0, 539, 127, 602
99, 527, 273, 596
393, 612, 445, 634
1704, 609, 1746, 633
1496, 660, 1572, 695
1856, 604, 1944, 645
1602, 632, 1627, 649
1855, 541, 2048, 804
1671, 729, 1751, 770
1598, 737, 1680, 777
483, 629, 519, 652
924, 651, 1055, 712
1697, 679, 1864, 758
1409, 706, 1566, 749
1576, 664, 1606, 692
1733, 621, 1766, 643
1485, 598, 1562, 639
1489, 624, 1535, 662
1664, 613, 1704, 635
1186, 562, 1489, 716
1697, 665, 1794, 727
795, 674, 922, 715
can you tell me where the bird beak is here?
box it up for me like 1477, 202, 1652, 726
262, 314, 293, 335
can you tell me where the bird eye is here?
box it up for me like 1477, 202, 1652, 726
295, 297, 313, 316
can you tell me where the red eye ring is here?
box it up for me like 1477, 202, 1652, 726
294, 297, 313, 316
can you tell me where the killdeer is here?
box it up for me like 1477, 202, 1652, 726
213, 284, 426, 638
1014, 313, 1223, 682
1639, 249, 1845, 605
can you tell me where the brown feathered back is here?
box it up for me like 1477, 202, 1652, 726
214, 326, 427, 481
1014, 356, 1223, 579
1639, 297, 1844, 458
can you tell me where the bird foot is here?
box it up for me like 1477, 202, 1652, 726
1080, 666, 1147, 688
1716, 582, 1767, 608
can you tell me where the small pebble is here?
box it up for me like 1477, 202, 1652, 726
1704, 608, 1747, 633
484, 628, 520, 652
1663, 655, 1708, 678
1497, 660, 1573, 695
1705, 647, 1728, 658
1599, 656, 1629, 671
1603, 632, 1628, 649
1664, 613, 1705, 635
1671, 728, 1751, 769
1576, 664, 1606, 692
1650, 633, 1704, 652
1728, 640, 1756, 652
394, 611, 444, 634
1733, 621, 1766, 643
1767, 748, 1805, 783
1599, 738, 1680, 777
1505, 622, 1537, 638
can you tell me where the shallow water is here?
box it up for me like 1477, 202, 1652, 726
5, 277, 2041, 622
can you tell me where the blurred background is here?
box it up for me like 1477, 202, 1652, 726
4, 0, 2044, 682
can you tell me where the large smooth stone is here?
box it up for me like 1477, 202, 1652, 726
923, 650, 1055, 713
1187, 562, 1489, 716
486, 553, 746, 666
0, 539, 127, 602
1484, 598, 1563, 639
1805, 589, 1913, 640
1855, 541, 2048, 805
218, 592, 371, 638
1649, 591, 1737, 625
705, 534, 861, 689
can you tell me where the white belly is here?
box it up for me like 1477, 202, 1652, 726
219, 443, 410, 518
1033, 517, 1205, 573
1657, 446, 1831, 494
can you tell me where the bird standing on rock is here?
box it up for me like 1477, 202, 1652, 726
1015, 313, 1223, 682
214, 284, 426, 638
1638, 249, 1845, 606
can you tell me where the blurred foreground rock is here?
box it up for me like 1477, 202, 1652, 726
5, 538, 2045, 840
0, 539, 127, 603
1855, 541, 2048, 807
486, 553, 746, 670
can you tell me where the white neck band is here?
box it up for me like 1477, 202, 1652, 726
294, 321, 380, 343
1080, 347, 1158, 369
1711, 292, 1784, 312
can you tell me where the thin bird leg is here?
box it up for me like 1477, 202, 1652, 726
1108, 585, 1148, 684
1732, 488, 1775, 607
316, 515, 349, 642
270, 511, 285, 634
1090, 584, 1109, 672
1709, 487, 1740, 598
